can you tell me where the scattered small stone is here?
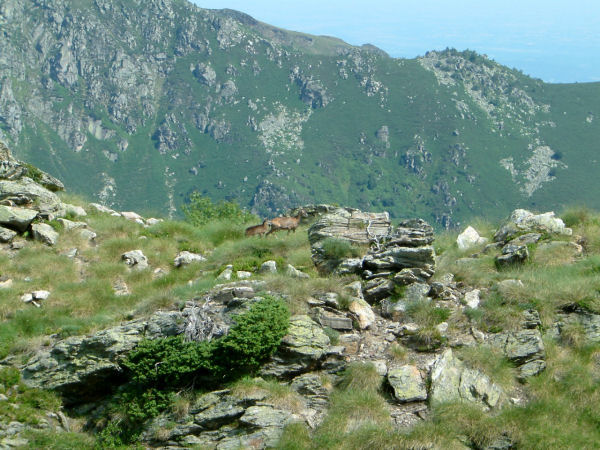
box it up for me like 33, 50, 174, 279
436, 322, 449, 333
113, 279, 130, 296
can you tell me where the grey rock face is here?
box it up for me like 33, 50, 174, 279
430, 349, 503, 409
31, 223, 59, 246
489, 328, 546, 379
362, 277, 394, 303
0, 225, 17, 242
551, 310, 600, 344
387, 365, 427, 402
0, 205, 37, 232
308, 207, 391, 273
495, 244, 528, 267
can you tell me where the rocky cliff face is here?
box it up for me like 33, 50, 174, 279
1, 1, 599, 226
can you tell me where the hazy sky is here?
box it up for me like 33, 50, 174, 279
191, 0, 600, 83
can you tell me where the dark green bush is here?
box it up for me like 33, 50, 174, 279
125, 296, 289, 388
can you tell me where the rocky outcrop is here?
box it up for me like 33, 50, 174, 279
494, 209, 572, 243
387, 365, 427, 403
308, 208, 390, 263
260, 315, 332, 378
430, 349, 504, 409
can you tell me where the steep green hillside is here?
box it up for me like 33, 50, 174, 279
1, 0, 599, 227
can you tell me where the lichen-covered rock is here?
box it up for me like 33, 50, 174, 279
260, 315, 330, 378
0, 205, 37, 232
387, 365, 427, 402
31, 223, 59, 246
430, 349, 503, 409
259, 260, 277, 274
285, 264, 309, 279
489, 329, 546, 379
494, 209, 572, 243
550, 310, 600, 344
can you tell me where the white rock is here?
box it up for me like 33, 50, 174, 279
457, 226, 487, 250
0, 278, 13, 289
464, 289, 481, 309
121, 211, 143, 221
174, 251, 206, 267
21, 293, 33, 303
32, 290, 50, 300
62, 203, 87, 217
237, 271, 252, 279
436, 321, 449, 333
121, 250, 149, 270
89, 203, 116, 214
217, 265, 233, 280
349, 297, 375, 330
285, 264, 309, 279
145, 218, 162, 226
57, 218, 87, 231
259, 260, 277, 274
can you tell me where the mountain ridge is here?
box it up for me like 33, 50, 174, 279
0, 0, 598, 227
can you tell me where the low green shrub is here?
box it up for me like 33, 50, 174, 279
182, 192, 255, 227
320, 237, 362, 260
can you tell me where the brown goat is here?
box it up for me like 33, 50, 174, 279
245, 219, 271, 238
266, 209, 307, 236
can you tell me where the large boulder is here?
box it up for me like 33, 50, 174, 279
0, 205, 37, 232
430, 349, 504, 409
0, 177, 64, 217
31, 223, 59, 246
494, 209, 572, 243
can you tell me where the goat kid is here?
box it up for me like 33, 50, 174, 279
245, 219, 271, 237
